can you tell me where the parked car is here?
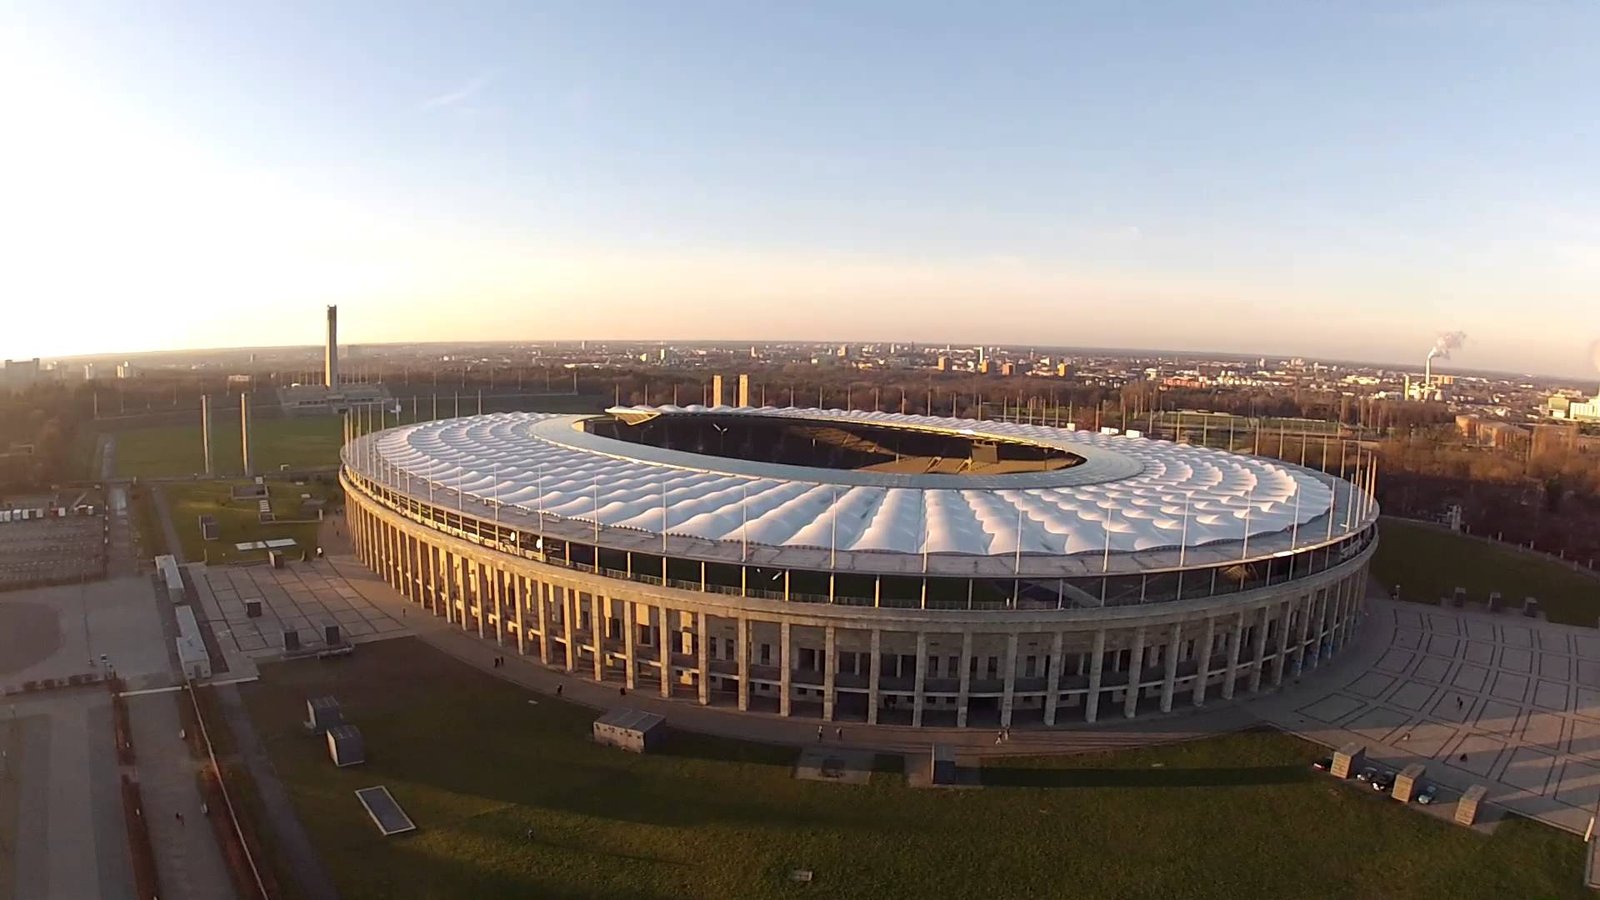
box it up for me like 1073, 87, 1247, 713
1313, 757, 1333, 772
1372, 771, 1395, 793
1416, 783, 1438, 805
1355, 767, 1377, 783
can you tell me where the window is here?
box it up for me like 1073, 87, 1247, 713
1024, 655, 1037, 678
760, 643, 771, 665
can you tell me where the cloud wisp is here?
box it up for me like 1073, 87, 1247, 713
416, 73, 494, 112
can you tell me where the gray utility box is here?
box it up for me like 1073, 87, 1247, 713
1392, 764, 1426, 802
1331, 742, 1366, 779
305, 696, 343, 734
592, 708, 665, 753
1456, 784, 1488, 826
327, 724, 365, 767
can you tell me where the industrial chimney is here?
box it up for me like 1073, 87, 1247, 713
325, 305, 339, 388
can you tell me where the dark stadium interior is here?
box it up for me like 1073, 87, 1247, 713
586, 413, 1083, 475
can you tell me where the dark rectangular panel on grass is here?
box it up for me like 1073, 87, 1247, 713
355, 786, 415, 836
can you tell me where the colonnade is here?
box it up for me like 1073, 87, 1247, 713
344, 472, 1375, 728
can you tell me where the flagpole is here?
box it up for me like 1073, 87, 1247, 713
1241, 486, 1254, 559
830, 485, 839, 570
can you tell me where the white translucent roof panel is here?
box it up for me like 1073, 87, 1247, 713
364, 407, 1340, 559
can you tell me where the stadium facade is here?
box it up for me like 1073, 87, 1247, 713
341, 407, 1378, 728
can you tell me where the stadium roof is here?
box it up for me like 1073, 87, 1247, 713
357, 408, 1358, 569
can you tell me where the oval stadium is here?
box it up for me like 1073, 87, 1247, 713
341, 406, 1378, 728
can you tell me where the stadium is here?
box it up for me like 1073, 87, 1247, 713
341, 406, 1378, 728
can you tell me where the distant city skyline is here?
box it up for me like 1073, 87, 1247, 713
3, 3, 1599, 377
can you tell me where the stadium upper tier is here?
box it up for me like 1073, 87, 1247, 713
348, 407, 1366, 569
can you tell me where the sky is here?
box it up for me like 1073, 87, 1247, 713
2, 2, 1599, 377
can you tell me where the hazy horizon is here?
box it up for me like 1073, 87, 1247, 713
4, 3, 1600, 378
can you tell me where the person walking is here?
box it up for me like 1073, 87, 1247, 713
834, 727, 842, 742
816, 725, 824, 742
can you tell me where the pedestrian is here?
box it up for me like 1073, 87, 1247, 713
175, 811, 184, 825
1004, 728, 1011, 743
201, 802, 208, 816
817, 725, 824, 742
556, 684, 563, 697
996, 731, 1004, 745
1456, 697, 1463, 709
835, 727, 842, 742
1459, 753, 1468, 762
620, 687, 627, 697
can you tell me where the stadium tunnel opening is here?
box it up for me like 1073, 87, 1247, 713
584, 413, 1084, 475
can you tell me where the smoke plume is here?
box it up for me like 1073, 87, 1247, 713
1427, 331, 1467, 361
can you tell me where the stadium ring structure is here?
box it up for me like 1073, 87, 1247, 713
341, 406, 1378, 728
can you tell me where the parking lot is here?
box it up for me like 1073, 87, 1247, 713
0, 515, 106, 591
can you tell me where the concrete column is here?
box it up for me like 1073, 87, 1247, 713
1314, 585, 1333, 664
779, 621, 793, 716
696, 611, 710, 705
1221, 612, 1245, 700
1085, 629, 1106, 723
955, 630, 973, 728
1293, 592, 1313, 677
867, 629, 882, 725
514, 575, 526, 655
1124, 626, 1146, 719
491, 567, 504, 646
1000, 633, 1019, 728
536, 581, 551, 664
822, 625, 837, 721
624, 600, 637, 691
1193, 617, 1216, 707
1272, 599, 1293, 686
456, 555, 470, 632
1043, 631, 1065, 726
1338, 580, 1358, 649
1159, 621, 1182, 712
1249, 605, 1270, 693
912, 631, 928, 727
658, 605, 672, 699
592, 595, 605, 682
736, 616, 750, 711
475, 562, 488, 639
562, 585, 576, 673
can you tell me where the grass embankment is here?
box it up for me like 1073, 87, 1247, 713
239, 637, 1586, 900
1373, 517, 1600, 626
165, 479, 340, 565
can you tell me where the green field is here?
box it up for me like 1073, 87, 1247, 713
110, 417, 347, 479
165, 479, 340, 565
1373, 518, 1600, 626
234, 637, 1585, 900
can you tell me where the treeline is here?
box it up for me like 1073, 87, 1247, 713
0, 382, 93, 491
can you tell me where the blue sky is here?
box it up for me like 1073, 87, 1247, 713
2, 2, 1599, 377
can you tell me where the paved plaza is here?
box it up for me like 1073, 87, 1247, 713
193, 560, 408, 658
1255, 597, 1600, 837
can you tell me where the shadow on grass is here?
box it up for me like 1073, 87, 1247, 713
981, 763, 1309, 789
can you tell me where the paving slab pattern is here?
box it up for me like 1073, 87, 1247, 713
1254, 598, 1600, 841
194, 562, 407, 658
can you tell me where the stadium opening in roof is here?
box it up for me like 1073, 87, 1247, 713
341, 406, 1378, 728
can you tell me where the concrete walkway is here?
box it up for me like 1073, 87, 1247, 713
6, 691, 133, 900
126, 691, 236, 900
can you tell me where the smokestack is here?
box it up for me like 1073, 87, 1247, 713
325, 305, 339, 388
241, 392, 253, 476
201, 394, 213, 475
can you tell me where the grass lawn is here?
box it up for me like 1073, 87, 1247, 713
1373, 517, 1600, 626
165, 479, 339, 564
111, 417, 346, 479
238, 638, 1586, 900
